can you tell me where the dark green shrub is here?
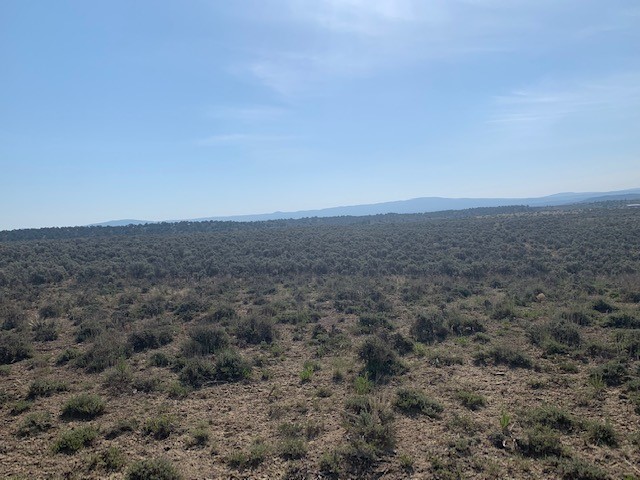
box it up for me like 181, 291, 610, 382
448, 315, 485, 336
491, 300, 517, 320
457, 391, 486, 410
214, 349, 252, 382
31, 319, 58, 341
179, 358, 217, 388
389, 332, 413, 355
227, 440, 269, 469
148, 352, 172, 367
526, 405, 576, 432
105, 418, 139, 439
561, 310, 592, 326
395, 388, 443, 418
359, 336, 406, 381
343, 397, 395, 468
0, 332, 32, 364
126, 458, 182, 480
182, 325, 229, 357
52, 425, 98, 454
521, 426, 565, 458
590, 361, 628, 387
128, 323, 173, 352
278, 438, 307, 459
357, 314, 393, 334
56, 348, 81, 365
410, 312, 448, 344
556, 458, 608, 480
16, 411, 53, 437
27, 378, 68, 399
474, 345, 533, 369
75, 336, 131, 373
142, 415, 175, 440
235, 317, 276, 344
593, 299, 616, 314
604, 314, 640, 329
75, 321, 104, 343
61, 393, 106, 420
88, 446, 126, 472
585, 421, 618, 447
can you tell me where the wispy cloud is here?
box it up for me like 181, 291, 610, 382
240, 0, 637, 96
197, 133, 294, 146
488, 73, 640, 130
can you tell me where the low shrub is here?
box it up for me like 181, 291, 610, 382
0, 332, 32, 364
126, 458, 182, 480
395, 388, 443, 418
128, 322, 173, 352
235, 317, 276, 345
142, 415, 175, 440
182, 325, 228, 357
227, 440, 269, 469
61, 393, 106, 420
27, 378, 68, 399
359, 336, 407, 381
410, 312, 448, 344
215, 349, 252, 382
52, 425, 98, 454
526, 405, 576, 433
585, 421, 618, 447
590, 361, 628, 387
521, 426, 565, 458
457, 391, 486, 410
556, 458, 608, 480
474, 345, 533, 369
16, 411, 53, 437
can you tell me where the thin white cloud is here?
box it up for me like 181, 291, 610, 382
489, 73, 640, 129
241, 0, 636, 96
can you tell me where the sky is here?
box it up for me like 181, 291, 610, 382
1, 0, 639, 230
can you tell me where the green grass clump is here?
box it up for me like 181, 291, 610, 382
556, 458, 609, 480
359, 336, 407, 381
395, 388, 443, 418
585, 421, 618, 447
27, 378, 68, 399
474, 345, 533, 369
526, 405, 577, 433
126, 458, 182, 480
16, 411, 53, 437
181, 325, 228, 357
142, 415, 175, 440
52, 425, 98, 454
0, 332, 32, 365
88, 447, 126, 472
278, 438, 308, 459
456, 390, 486, 410
61, 393, 106, 420
227, 440, 269, 469
521, 426, 566, 458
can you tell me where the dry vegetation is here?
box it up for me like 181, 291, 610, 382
1, 203, 639, 479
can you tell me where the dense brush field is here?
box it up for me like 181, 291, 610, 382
1, 203, 639, 479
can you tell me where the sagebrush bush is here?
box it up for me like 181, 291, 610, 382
142, 414, 175, 440
410, 312, 448, 344
0, 332, 32, 364
214, 349, 252, 382
457, 391, 486, 410
126, 458, 182, 480
52, 425, 98, 454
182, 325, 229, 357
359, 336, 406, 381
61, 393, 106, 420
28, 378, 68, 399
128, 322, 173, 352
395, 388, 443, 418
235, 317, 276, 344
474, 345, 533, 369
16, 411, 53, 437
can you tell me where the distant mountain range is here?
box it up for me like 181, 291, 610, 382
93, 188, 640, 227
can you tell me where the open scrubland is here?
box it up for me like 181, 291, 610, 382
1, 204, 639, 479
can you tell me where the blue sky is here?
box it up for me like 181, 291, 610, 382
1, 0, 639, 229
